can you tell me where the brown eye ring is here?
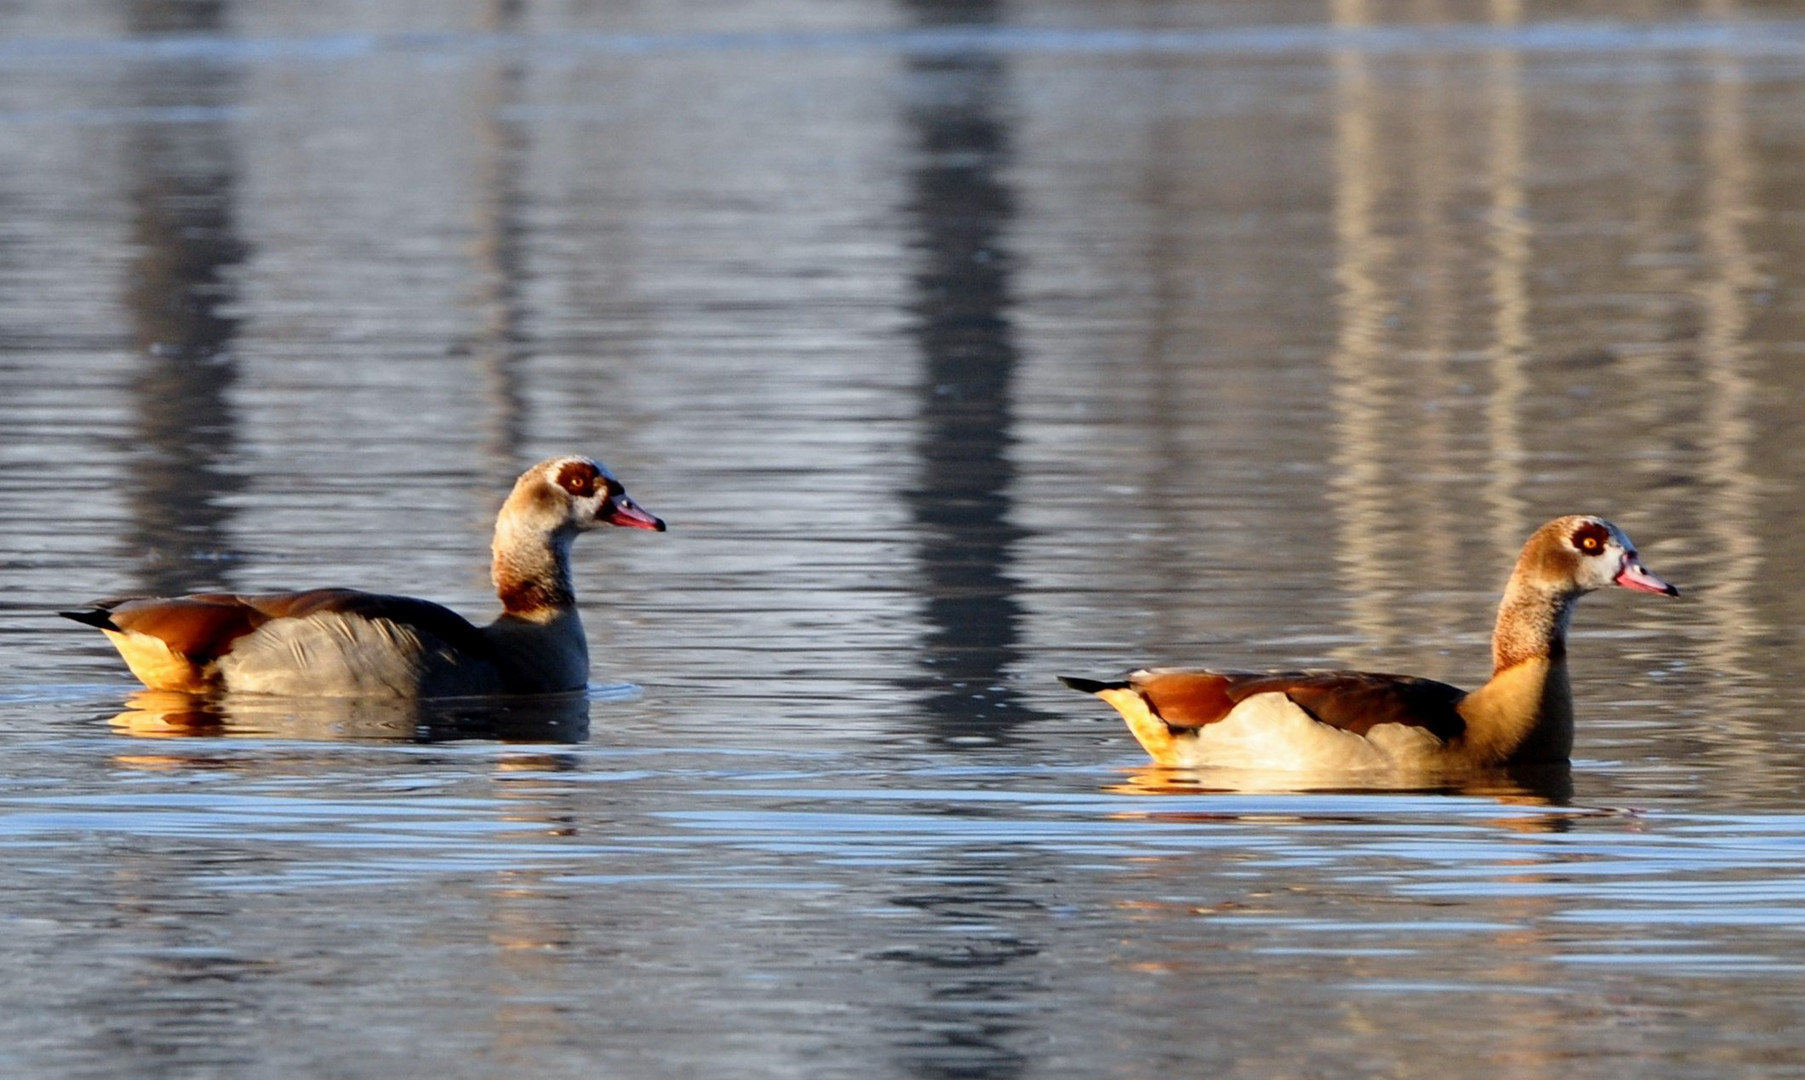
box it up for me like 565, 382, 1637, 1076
1571, 521, 1609, 556
555, 460, 600, 498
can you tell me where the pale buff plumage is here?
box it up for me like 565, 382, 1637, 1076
1063, 516, 1678, 773
64, 456, 664, 697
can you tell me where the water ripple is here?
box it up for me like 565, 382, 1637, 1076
0, 20, 1803, 70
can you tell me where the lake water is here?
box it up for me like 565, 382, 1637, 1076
3, 1, 1805, 1076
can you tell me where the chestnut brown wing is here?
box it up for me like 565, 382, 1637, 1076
66, 588, 493, 666
69, 595, 268, 660
1129, 669, 1471, 742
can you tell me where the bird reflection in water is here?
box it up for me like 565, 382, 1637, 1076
1107, 760, 1576, 807
105, 688, 594, 744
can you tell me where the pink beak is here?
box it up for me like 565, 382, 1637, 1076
601, 494, 666, 532
1615, 555, 1678, 597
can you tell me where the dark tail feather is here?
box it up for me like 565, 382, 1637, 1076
59, 608, 118, 631
1059, 675, 1129, 695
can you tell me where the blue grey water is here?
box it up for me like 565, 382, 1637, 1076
2, 0, 1805, 1076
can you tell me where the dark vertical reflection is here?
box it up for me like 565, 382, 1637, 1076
119, 0, 247, 597
900, 0, 1046, 747
83, 7, 253, 1065
891, 10, 1042, 1080
471, 0, 532, 484
86, 16, 258, 1077
876, 867, 1041, 1080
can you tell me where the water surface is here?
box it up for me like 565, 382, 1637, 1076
3, 1, 1805, 1077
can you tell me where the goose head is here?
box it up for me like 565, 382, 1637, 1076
499, 456, 666, 541
1516, 515, 1677, 599
490, 456, 664, 618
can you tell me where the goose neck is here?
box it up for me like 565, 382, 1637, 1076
1490, 577, 1577, 675
493, 522, 576, 619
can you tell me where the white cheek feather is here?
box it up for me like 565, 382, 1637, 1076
1171, 692, 1446, 772
1579, 546, 1622, 590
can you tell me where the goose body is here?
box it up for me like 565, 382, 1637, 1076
1062, 516, 1677, 772
64, 456, 664, 697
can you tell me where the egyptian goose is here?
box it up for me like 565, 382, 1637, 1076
1061, 515, 1678, 772
62, 456, 664, 697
